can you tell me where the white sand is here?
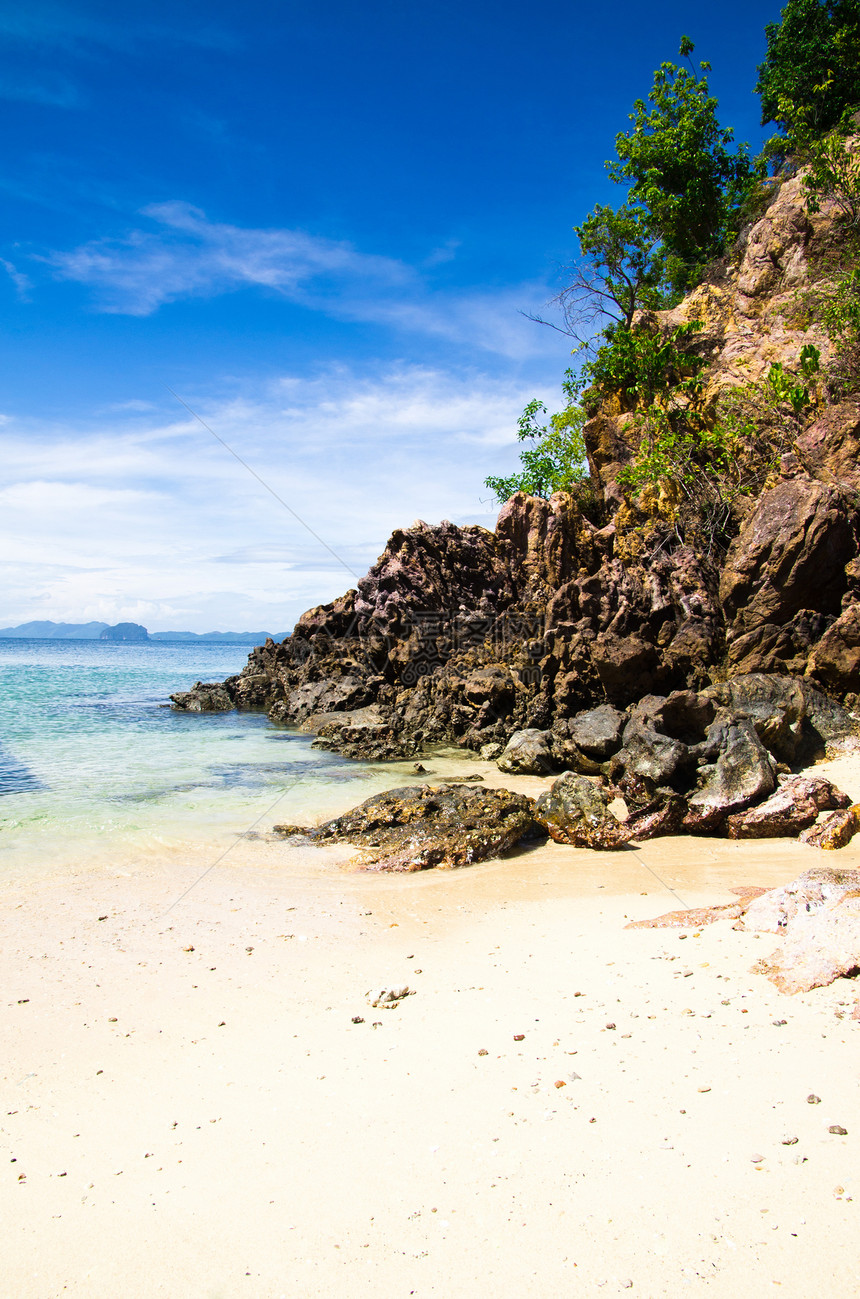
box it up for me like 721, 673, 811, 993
2, 756, 859, 1297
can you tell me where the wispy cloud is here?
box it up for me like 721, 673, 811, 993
0, 363, 539, 630
42, 201, 558, 357
0, 257, 31, 298
44, 201, 412, 315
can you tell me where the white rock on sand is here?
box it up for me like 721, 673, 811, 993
1, 754, 859, 1297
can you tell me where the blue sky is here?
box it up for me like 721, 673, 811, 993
1, 0, 781, 631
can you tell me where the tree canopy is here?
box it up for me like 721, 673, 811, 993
610, 38, 758, 295
756, 0, 860, 140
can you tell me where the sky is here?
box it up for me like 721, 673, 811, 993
1, 0, 784, 632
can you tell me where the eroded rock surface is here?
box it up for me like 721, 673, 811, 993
726, 775, 850, 839
533, 772, 628, 850
273, 783, 538, 872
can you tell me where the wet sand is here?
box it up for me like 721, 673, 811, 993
2, 756, 859, 1297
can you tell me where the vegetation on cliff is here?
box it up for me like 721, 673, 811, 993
175, 1, 860, 799
489, 1, 860, 535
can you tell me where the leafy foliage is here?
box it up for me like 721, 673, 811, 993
802, 126, 860, 223
484, 372, 589, 504
617, 347, 822, 551
756, 0, 860, 143
610, 38, 759, 294
538, 204, 670, 346
584, 320, 704, 409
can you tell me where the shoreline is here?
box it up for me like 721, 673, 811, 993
3, 763, 859, 1296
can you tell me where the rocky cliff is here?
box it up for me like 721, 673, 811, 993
173, 169, 860, 774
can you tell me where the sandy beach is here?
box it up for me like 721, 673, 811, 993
2, 757, 859, 1298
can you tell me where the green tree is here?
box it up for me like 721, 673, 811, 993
536, 203, 669, 346
485, 372, 589, 504
756, 0, 860, 143
610, 37, 758, 294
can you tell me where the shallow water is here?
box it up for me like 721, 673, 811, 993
0, 638, 462, 881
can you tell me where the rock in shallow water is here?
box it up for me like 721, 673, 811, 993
273, 783, 539, 872
169, 681, 235, 712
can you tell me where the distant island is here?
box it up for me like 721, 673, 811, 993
0, 620, 288, 643
99, 622, 150, 642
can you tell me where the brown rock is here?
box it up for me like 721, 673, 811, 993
800, 807, 860, 849
720, 480, 854, 666
274, 782, 538, 872
533, 772, 628, 850
726, 775, 850, 839
807, 604, 860, 696
623, 791, 688, 841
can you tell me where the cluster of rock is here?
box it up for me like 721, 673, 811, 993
172, 161, 860, 902
274, 744, 856, 875
173, 167, 860, 764
493, 672, 859, 838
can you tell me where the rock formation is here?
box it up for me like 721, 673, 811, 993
273, 783, 539, 872
172, 164, 860, 858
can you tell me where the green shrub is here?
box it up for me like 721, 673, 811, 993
485, 372, 590, 504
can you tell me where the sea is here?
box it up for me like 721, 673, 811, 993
0, 638, 440, 884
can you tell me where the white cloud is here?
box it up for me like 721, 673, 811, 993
0, 364, 553, 631
44, 201, 413, 316
42, 201, 563, 358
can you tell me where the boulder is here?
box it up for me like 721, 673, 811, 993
170, 681, 235, 712
533, 772, 628, 850
565, 704, 627, 758
726, 774, 851, 839
551, 704, 626, 773
702, 673, 858, 763
683, 719, 776, 832
610, 719, 689, 787
631, 690, 716, 743
497, 728, 554, 775
623, 791, 688, 841
800, 807, 860, 849
274, 783, 538, 871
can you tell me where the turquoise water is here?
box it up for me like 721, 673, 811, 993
0, 639, 417, 879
